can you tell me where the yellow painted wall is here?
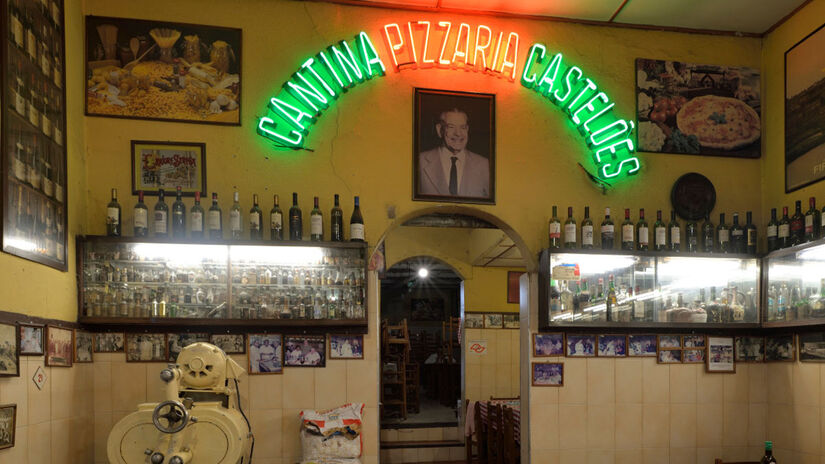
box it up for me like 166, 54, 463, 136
464, 266, 523, 313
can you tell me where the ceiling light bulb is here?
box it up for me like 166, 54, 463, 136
418, 268, 429, 278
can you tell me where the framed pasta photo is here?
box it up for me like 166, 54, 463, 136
131, 141, 206, 196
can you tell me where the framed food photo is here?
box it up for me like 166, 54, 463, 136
636, 58, 761, 159
785, 22, 825, 192
131, 141, 206, 196
413, 88, 495, 204
19, 324, 45, 356
45, 326, 73, 367
0, 322, 20, 377
85, 16, 241, 125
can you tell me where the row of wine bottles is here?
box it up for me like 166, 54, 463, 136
105, 188, 365, 242
549, 206, 758, 254
765, 198, 822, 251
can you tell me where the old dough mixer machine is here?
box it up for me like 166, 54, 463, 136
107, 343, 253, 464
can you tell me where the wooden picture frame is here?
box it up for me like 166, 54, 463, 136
0, 404, 16, 450
657, 334, 682, 349
19, 323, 44, 356
247, 333, 283, 374
765, 334, 796, 362
465, 313, 484, 329
93, 332, 124, 353
565, 334, 596, 357
45, 325, 72, 367
682, 335, 706, 349
532, 362, 563, 387
706, 336, 736, 373
683, 349, 706, 364
597, 334, 627, 357
657, 349, 682, 364
125, 333, 167, 362
84, 15, 242, 126
507, 271, 525, 304
329, 334, 364, 360
735, 336, 765, 363
0, 322, 20, 377
73, 330, 93, 363
131, 140, 206, 197
284, 335, 326, 367
166, 332, 209, 362
502, 314, 519, 329
628, 334, 657, 357
533, 333, 564, 357
798, 332, 825, 362
210, 333, 245, 354
483, 313, 503, 329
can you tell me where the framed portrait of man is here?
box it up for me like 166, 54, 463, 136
413, 88, 495, 204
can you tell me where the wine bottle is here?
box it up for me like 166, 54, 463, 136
805, 197, 819, 242
668, 211, 681, 252
270, 194, 283, 241
330, 194, 344, 242
760, 441, 777, 464
311, 196, 323, 241
549, 206, 561, 249
717, 213, 729, 253
767, 208, 779, 252
636, 208, 649, 251
686, 219, 698, 252
701, 214, 714, 253
653, 210, 666, 251
746, 211, 757, 254
208, 193, 223, 240
606, 274, 617, 322
171, 186, 186, 238
730, 213, 744, 254
350, 196, 364, 242
778, 206, 791, 249
581, 206, 593, 249
563, 207, 576, 249
153, 189, 168, 238
600, 207, 614, 250
290, 193, 303, 241
106, 188, 121, 236
230, 191, 242, 240
190, 192, 204, 239
133, 190, 148, 237
790, 200, 804, 245
249, 194, 263, 240
621, 209, 634, 251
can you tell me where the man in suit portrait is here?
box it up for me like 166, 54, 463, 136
418, 108, 490, 199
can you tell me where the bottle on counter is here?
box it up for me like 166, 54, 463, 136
330, 194, 344, 242
606, 274, 617, 321
767, 208, 779, 252
153, 189, 169, 238
207, 192, 222, 240
805, 197, 819, 242
190, 192, 204, 239
230, 191, 242, 240
581, 206, 593, 249
289, 193, 303, 241
311, 196, 323, 242
350, 195, 364, 242
133, 190, 148, 237
563, 207, 576, 249
270, 194, 283, 241
249, 194, 263, 240
601, 207, 614, 250
171, 186, 186, 239
746, 211, 757, 254
790, 200, 804, 245
760, 441, 777, 464
717, 213, 729, 253
686, 218, 698, 253
636, 208, 649, 251
668, 211, 681, 252
730, 213, 744, 254
106, 188, 121, 237
549, 206, 561, 249
700, 214, 714, 253
779, 206, 791, 248
653, 210, 666, 251
621, 209, 634, 251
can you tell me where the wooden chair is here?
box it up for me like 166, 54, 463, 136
486, 403, 503, 464
490, 395, 520, 401
464, 400, 487, 464
502, 406, 520, 464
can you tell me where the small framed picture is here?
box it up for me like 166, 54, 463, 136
597, 335, 627, 357
682, 335, 706, 348
131, 141, 207, 196
628, 335, 658, 357
125, 333, 167, 362
167, 333, 210, 362
683, 349, 706, 364
565, 334, 596, 357
532, 362, 563, 387
248, 334, 283, 374
74, 331, 94, 363
533, 333, 564, 357
0, 404, 16, 450
798, 332, 825, 362
0, 323, 19, 377
707, 336, 736, 373
658, 349, 682, 364
507, 271, 525, 304
329, 335, 364, 360
735, 336, 765, 362
94, 332, 124, 353
19, 324, 44, 356
45, 326, 73, 368
503, 314, 519, 329
483, 314, 503, 329
285, 335, 326, 367
465, 314, 484, 328
766, 334, 796, 362
210, 334, 246, 354
658, 335, 682, 349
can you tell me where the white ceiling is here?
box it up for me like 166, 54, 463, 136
347, 0, 808, 34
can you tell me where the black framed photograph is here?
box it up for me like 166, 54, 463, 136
465, 313, 483, 329
628, 334, 657, 357
329, 335, 364, 360
533, 333, 564, 357
683, 349, 706, 364
483, 313, 503, 329
94, 332, 124, 353
125, 333, 167, 362
597, 334, 627, 357
799, 332, 825, 362
766, 334, 796, 362
210, 333, 245, 354
785, 22, 825, 192
657, 349, 682, 364
532, 362, 563, 387
19, 324, 44, 356
284, 335, 326, 367
85, 16, 241, 125
0, 322, 19, 377
45, 326, 72, 367
707, 336, 735, 372
735, 336, 765, 362
248, 334, 283, 374
0, 404, 16, 450
413, 88, 495, 204
565, 334, 596, 357
131, 141, 206, 197
74, 331, 93, 363
167, 332, 209, 362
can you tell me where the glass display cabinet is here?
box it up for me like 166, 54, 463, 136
77, 236, 368, 329
763, 239, 825, 327
538, 249, 761, 329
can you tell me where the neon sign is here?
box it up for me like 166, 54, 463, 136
256, 21, 640, 181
